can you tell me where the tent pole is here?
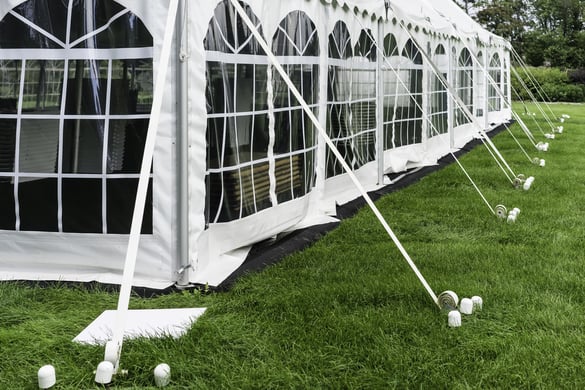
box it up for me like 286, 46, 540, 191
106, 0, 179, 372
376, 20, 385, 185
176, 0, 190, 287
447, 39, 455, 150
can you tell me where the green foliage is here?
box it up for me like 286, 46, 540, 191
532, 0, 583, 35
533, 32, 585, 69
475, 0, 528, 45
543, 37, 570, 68
512, 66, 585, 102
520, 30, 548, 66
472, 0, 585, 69
541, 82, 585, 102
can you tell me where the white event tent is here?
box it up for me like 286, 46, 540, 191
0, 0, 512, 288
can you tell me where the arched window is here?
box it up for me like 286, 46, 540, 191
0, 0, 153, 234
328, 28, 378, 172
488, 53, 502, 112
326, 21, 352, 178
429, 44, 448, 136
204, 0, 271, 224
386, 38, 423, 147
381, 33, 399, 150
455, 48, 473, 126
475, 51, 485, 118
272, 11, 319, 203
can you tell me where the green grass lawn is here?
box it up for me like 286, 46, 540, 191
2, 102, 585, 389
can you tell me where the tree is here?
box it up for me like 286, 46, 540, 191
530, 0, 585, 67
474, 0, 529, 48
532, 0, 583, 37
452, 0, 478, 15
472, 0, 585, 68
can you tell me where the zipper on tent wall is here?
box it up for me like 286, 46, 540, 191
483, 48, 489, 131
314, 14, 329, 209
421, 42, 430, 148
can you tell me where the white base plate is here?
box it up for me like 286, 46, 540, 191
73, 308, 206, 345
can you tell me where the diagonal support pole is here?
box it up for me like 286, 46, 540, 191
230, 0, 440, 307
106, 0, 180, 372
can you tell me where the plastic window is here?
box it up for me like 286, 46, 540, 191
475, 51, 485, 117
383, 38, 423, 149
488, 53, 502, 112
455, 48, 473, 126
271, 10, 319, 204
381, 33, 398, 150
326, 21, 353, 178
332, 28, 377, 169
204, 0, 271, 225
429, 44, 448, 136
0, 0, 153, 234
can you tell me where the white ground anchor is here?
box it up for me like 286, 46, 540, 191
37, 365, 56, 389
513, 174, 535, 191
507, 207, 521, 223
95, 361, 115, 385
438, 291, 483, 328
536, 142, 549, 152
495, 205, 522, 223
532, 157, 546, 167
154, 363, 172, 387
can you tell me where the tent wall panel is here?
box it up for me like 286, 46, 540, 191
0, 0, 512, 288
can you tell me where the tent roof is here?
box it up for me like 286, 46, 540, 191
322, 0, 509, 46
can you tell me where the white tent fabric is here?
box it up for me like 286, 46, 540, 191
0, 0, 512, 288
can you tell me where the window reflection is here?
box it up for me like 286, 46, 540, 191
0, 119, 17, 172
19, 119, 59, 173
0, 60, 21, 114
111, 59, 153, 114
62, 119, 104, 174
22, 60, 64, 114
66, 60, 108, 116
271, 10, 319, 204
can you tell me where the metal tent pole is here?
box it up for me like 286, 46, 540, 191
176, 0, 191, 286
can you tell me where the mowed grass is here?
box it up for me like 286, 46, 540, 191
2, 102, 585, 388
